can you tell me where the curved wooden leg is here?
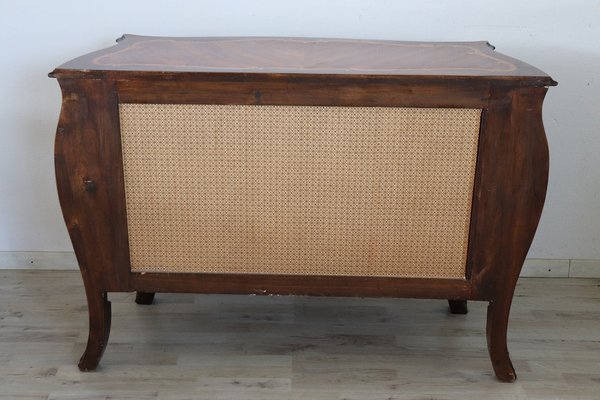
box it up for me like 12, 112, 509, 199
486, 299, 516, 382
448, 299, 468, 314
78, 291, 111, 372
135, 291, 155, 305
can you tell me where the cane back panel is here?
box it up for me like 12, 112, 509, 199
119, 104, 481, 278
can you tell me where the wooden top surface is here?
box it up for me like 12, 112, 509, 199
51, 35, 556, 85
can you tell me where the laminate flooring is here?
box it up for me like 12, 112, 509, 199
0, 270, 598, 399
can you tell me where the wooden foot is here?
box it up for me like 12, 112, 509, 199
448, 299, 468, 314
78, 291, 111, 371
135, 291, 155, 305
486, 299, 517, 382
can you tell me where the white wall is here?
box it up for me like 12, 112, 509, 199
1, 1, 599, 261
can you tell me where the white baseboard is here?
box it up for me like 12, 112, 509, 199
569, 259, 600, 278
0, 251, 78, 270
520, 259, 570, 277
0, 252, 599, 278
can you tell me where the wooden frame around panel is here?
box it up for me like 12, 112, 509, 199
53, 71, 550, 382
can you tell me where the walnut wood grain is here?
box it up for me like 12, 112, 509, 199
131, 274, 471, 299
51, 36, 556, 380
50, 35, 556, 87
78, 291, 111, 371
480, 88, 550, 382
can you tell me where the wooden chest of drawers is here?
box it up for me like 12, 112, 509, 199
50, 35, 556, 381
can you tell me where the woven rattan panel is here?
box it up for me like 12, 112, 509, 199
119, 104, 481, 278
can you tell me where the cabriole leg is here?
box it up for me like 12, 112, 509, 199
78, 291, 111, 371
486, 298, 516, 382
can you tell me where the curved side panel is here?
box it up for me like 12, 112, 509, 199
54, 78, 130, 370
470, 87, 550, 297
469, 87, 550, 381
54, 78, 130, 289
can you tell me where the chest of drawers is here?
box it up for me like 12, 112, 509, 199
50, 35, 556, 381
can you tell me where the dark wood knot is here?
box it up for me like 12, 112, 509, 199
83, 178, 97, 193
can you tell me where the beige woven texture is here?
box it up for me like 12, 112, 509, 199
120, 104, 481, 278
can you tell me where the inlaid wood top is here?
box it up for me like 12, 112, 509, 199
51, 35, 555, 85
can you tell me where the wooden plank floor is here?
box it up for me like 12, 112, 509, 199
0, 270, 598, 399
